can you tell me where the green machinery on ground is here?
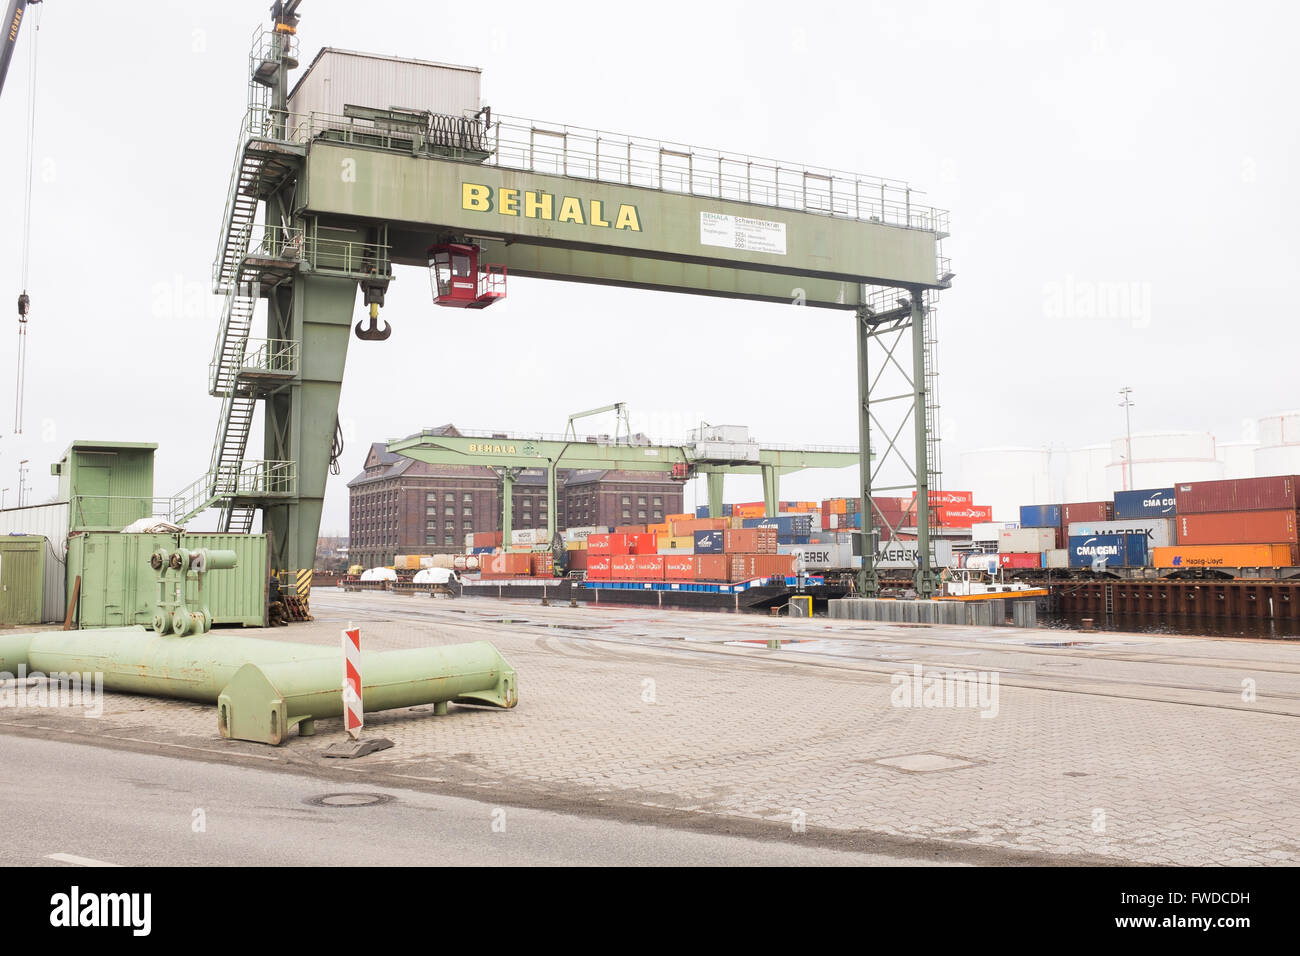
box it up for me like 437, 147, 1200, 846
0, 545, 516, 745
172, 3, 950, 598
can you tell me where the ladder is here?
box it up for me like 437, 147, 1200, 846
921, 293, 943, 495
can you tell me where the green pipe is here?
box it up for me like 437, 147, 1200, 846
0, 627, 516, 745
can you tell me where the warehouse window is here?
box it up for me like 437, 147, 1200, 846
638, 511, 647, 520
426, 535, 437, 545
445, 507, 455, 516
445, 493, 454, 502
426, 493, 436, 503
622, 509, 631, 520
463, 493, 473, 502
653, 497, 662, 507
653, 510, 663, 521
444, 536, 454, 546
621, 496, 631, 506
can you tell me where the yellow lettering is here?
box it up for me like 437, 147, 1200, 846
590, 199, 610, 227
557, 196, 585, 224
524, 191, 553, 219
462, 183, 493, 212
499, 187, 520, 216
614, 204, 642, 231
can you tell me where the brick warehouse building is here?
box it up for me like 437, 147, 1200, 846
347, 427, 684, 567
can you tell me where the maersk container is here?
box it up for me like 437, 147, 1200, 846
1114, 487, 1177, 519
1067, 533, 1149, 568
779, 542, 852, 570
693, 530, 726, 553
1019, 504, 1062, 528
1068, 518, 1175, 549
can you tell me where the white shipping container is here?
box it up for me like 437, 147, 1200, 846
971, 521, 1017, 542
562, 526, 605, 541
876, 539, 955, 569
779, 542, 853, 570
1044, 548, 1069, 569
999, 527, 1057, 553
510, 529, 541, 546
1067, 518, 1175, 549
287, 48, 482, 134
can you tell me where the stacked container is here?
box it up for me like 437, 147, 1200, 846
1153, 476, 1300, 568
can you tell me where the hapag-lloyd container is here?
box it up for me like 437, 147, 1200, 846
1175, 476, 1298, 514
1019, 504, 1063, 528
1151, 544, 1299, 569
999, 527, 1058, 553
1068, 533, 1149, 568
1068, 518, 1175, 549
1176, 510, 1298, 545
1114, 488, 1177, 519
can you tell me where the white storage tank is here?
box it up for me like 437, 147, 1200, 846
1107, 431, 1223, 493
1217, 440, 1258, 480
1255, 411, 1300, 478
1063, 444, 1112, 502
959, 447, 1053, 523
287, 48, 482, 134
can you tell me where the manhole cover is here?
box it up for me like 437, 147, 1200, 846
874, 753, 976, 773
304, 792, 395, 808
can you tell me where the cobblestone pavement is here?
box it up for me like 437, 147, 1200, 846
3, 590, 1298, 865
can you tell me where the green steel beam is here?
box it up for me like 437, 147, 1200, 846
707, 472, 725, 518
761, 465, 779, 517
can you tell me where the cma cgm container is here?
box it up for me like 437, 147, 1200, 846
1176, 510, 1298, 545
1151, 544, 1300, 569
1175, 476, 1298, 514
1068, 518, 1175, 549
999, 527, 1058, 553
1068, 533, 1149, 568
1114, 487, 1177, 519
999, 553, 1042, 569
1061, 501, 1113, 525
1020, 504, 1062, 528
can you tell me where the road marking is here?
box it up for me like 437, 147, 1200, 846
46, 853, 121, 867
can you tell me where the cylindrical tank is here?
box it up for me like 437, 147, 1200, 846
453, 554, 480, 571
1217, 440, 1258, 480
1255, 411, 1300, 478
1063, 444, 1112, 502
1107, 431, 1223, 493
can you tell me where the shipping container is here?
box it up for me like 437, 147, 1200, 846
471, 531, 503, 548
632, 555, 665, 581
723, 528, 778, 554
1113, 487, 1177, 519
964, 552, 1001, 573
510, 529, 542, 546
694, 554, 729, 581
778, 542, 853, 570
1043, 549, 1069, 569
727, 553, 796, 582
1067, 533, 1149, 568
998, 552, 1043, 569
741, 514, 815, 535
566, 550, 589, 572
934, 505, 994, 527
915, 490, 974, 507
970, 521, 1017, 542
0, 536, 55, 624
1175, 476, 1299, 514
1019, 504, 1063, 528
663, 535, 694, 550
587, 533, 632, 555
672, 518, 728, 536
529, 551, 554, 577
1151, 544, 1299, 569
586, 554, 611, 580
664, 555, 695, 580
998, 527, 1058, 553
693, 530, 726, 553
614, 524, 647, 535
694, 505, 711, 518
875, 539, 955, 569
479, 552, 532, 578
627, 533, 658, 555
1176, 510, 1298, 545
562, 526, 605, 542
666, 513, 693, 523
1068, 518, 1176, 549
1060, 501, 1114, 525
610, 555, 638, 579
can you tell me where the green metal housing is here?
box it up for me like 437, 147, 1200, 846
53, 440, 159, 532
0, 536, 45, 625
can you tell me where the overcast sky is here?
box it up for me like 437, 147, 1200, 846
1, 0, 1295, 533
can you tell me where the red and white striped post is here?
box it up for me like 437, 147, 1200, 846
342, 622, 362, 739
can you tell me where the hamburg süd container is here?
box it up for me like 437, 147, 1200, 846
1067, 533, 1149, 568
1175, 476, 1298, 514
1113, 487, 1177, 519
610, 555, 637, 579
1176, 510, 1298, 545
1151, 544, 1299, 569
664, 555, 695, 580
632, 555, 665, 581
627, 533, 658, 555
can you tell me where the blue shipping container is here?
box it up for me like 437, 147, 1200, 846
1113, 487, 1177, 519
776, 534, 812, 546
1067, 533, 1148, 569
1020, 504, 1063, 528
742, 515, 813, 535
693, 530, 726, 553
694, 505, 710, 518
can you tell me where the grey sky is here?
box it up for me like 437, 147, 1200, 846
1, 0, 1295, 531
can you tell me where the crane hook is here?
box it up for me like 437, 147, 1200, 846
354, 302, 391, 341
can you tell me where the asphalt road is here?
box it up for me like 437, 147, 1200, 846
0, 735, 949, 866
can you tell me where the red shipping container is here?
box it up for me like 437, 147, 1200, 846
471, 531, 504, 548
586, 554, 611, 580
567, 550, 589, 572
694, 554, 728, 581
1176, 510, 1298, 545
632, 555, 665, 581
587, 533, 632, 555
998, 553, 1043, 569
529, 551, 554, 577
479, 552, 532, 578
1176, 476, 1299, 514
723, 528, 778, 554
912, 490, 974, 507
615, 524, 647, 535
935, 504, 994, 527
727, 553, 797, 582
628, 533, 658, 555
610, 555, 638, 579
1061, 501, 1113, 525
664, 555, 695, 580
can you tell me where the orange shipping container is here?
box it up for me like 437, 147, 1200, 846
671, 518, 728, 536
479, 552, 532, 578
1176, 510, 1298, 545
727, 553, 796, 582
1151, 544, 1299, 569
664, 555, 695, 580
529, 551, 554, 577
615, 524, 647, 535
588, 533, 632, 555
610, 555, 638, 579
567, 550, 589, 572
723, 528, 778, 554
628, 533, 658, 555
632, 555, 665, 581
586, 554, 611, 580
647, 522, 672, 536
694, 554, 728, 581
666, 513, 693, 522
